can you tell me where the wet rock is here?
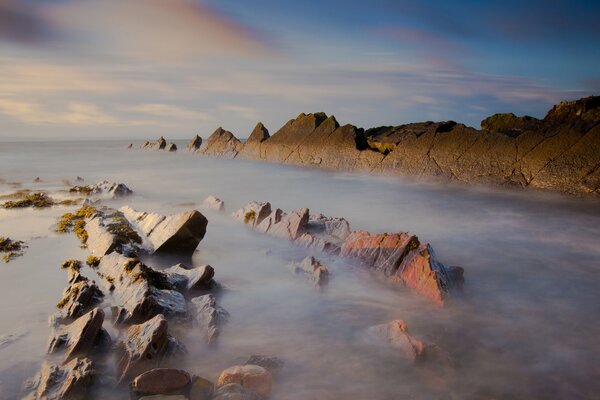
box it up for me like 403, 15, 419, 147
290, 256, 329, 286
199, 127, 242, 158
202, 195, 225, 212
120, 206, 208, 255
115, 314, 171, 383
216, 365, 272, 398
70, 180, 133, 198
186, 134, 203, 151
232, 202, 272, 228
131, 368, 191, 397
189, 376, 213, 400
166, 143, 177, 152
267, 208, 309, 240
340, 231, 459, 305
244, 355, 284, 375
165, 263, 216, 293
212, 383, 263, 400
54, 271, 104, 322
97, 253, 186, 324
191, 294, 229, 345
34, 357, 95, 400
85, 210, 142, 257
48, 308, 107, 363
254, 208, 283, 234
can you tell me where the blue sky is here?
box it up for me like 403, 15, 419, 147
0, 0, 598, 140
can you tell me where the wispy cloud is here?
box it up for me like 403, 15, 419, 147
126, 103, 212, 122
0, 98, 117, 125
0, 0, 57, 44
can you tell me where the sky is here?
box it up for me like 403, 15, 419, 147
0, 0, 598, 140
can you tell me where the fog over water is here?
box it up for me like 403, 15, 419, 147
0, 140, 599, 400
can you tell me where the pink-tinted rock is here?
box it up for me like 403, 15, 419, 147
367, 320, 426, 362
34, 357, 94, 400
291, 256, 329, 286
216, 365, 273, 398
131, 368, 191, 396
267, 208, 309, 240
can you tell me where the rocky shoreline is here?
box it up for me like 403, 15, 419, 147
140, 96, 600, 196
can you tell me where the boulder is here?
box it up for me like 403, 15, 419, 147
166, 143, 177, 152
216, 365, 272, 398
191, 294, 229, 345
244, 355, 284, 375
120, 206, 208, 255
290, 256, 329, 286
54, 271, 104, 322
158, 136, 167, 150
165, 263, 216, 292
340, 231, 460, 305
115, 314, 171, 383
47, 308, 107, 363
203, 195, 225, 212
232, 202, 272, 228
34, 357, 95, 400
254, 208, 283, 234
131, 368, 191, 397
189, 376, 213, 400
366, 320, 427, 362
96, 253, 186, 324
212, 383, 264, 400
186, 134, 203, 151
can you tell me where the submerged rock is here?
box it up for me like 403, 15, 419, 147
216, 365, 272, 398
165, 263, 216, 293
290, 256, 329, 286
366, 320, 428, 362
186, 134, 203, 151
69, 180, 133, 199
191, 294, 229, 345
131, 368, 191, 397
166, 143, 177, 152
47, 308, 107, 363
120, 206, 208, 255
232, 201, 272, 228
202, 195, 225, 212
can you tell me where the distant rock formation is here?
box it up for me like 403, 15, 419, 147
186, 134, 202, 151
188, 96, 600, 196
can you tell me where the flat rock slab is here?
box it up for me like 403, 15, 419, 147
120, 206, 208, 255
48, 308, 106, 363
132, 368, 191, 397
216, 365, 272, 398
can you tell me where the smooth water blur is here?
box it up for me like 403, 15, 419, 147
0, 140, 599, 400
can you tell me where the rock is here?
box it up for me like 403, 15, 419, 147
366, 320, 427, 362
187, 134, 203, 151
191, 294, 229, 345
165, 263, 216, 292
131, 368, 191, 397
244, 355, 284, 375
120, 206, 208, 255
158, 136, 167, 150
216, 365, 272, 398
97, 253, 186, 324
247, 122, 270, 143
267, 208, 309, 240
34, 357, 94, 400
115, 314, 171, 383
307, 214, 351, 242
189, 376, 213, 400
290, 256, 329, 286
48, 308, 107, 363
78, 180, 133, 198
202, 195, 225, 212
85, 209, 142, 257
340, 231, 460, 305
128, 143, 133, 149
34, 177, 42, 182
166, 143, 177, 152
139, 396, 188, 400
232, 201, 272, 228
254, 208, 283, 234
212, 383, 263, 400
199, 127, 242, 158
54, 272, 104, 322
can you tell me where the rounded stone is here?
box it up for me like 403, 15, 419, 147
132, 368, 191, 396
216, 365, 272, 398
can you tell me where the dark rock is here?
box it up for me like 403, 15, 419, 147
186, 134, 203, 151
158, 136, 167, 150
47, 308, 107, 363
166, 143, 177, 152
128, 143, 133, 149
120, 206, 208, 255
189, 375, 213, 400
131, 368, 191, 397
191, 294, 229, 345
53, 271, 104, 322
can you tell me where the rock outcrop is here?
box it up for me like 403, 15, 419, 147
120, 206, 208, 255
186, 134, 202, 151
191, 96, 600, 196
198, 127, 242, 159
33, 357, 95, 400
53, 271, 104, 322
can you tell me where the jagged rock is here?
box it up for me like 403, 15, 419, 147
212, 383, 263, 400
238, 123, 270, 160
115, 314, 174, 383
165, 263, 215, 292
48, 308, 106, 363
366, 320, 427, 362
232, 202, 272, 228
120, 206, 208, 255
290, 256, 329, 286
158, 136, 167, 150
267, 208, 309, 240
216, 365, 272, 398
247, 122, 270, 143
128, 143, 133, 149
186, 134, 203, 151
340, 231, 461, 305
199, 127, 242, 158
202, 195, 225, 212
166, 143, 177, 152
85, 210, 142, 257
69, 180, 133, 199
34, 357, 94, 400
191, 294, 229, 345
97, 253, 186, 324
254, 208, 283, 234
307, 214, 351, 242
54, 271, 104, 322
131, 368, 191, 397
244, 355, 284, 375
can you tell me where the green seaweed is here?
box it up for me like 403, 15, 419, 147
2, 192, 54, 208
60, 259, 82, 272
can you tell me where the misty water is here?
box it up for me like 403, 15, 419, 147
0, 140, 599, 400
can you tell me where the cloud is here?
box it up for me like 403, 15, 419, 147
218, 104, 260, 120
126, 103, 212, 122
0, 0, 56, 44
0, 98, 117, 125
